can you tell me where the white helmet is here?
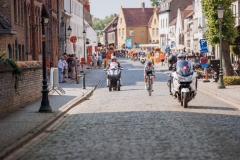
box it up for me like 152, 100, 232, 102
111, 56, 117, 60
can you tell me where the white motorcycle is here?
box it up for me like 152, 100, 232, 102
139, 55, 146, 65
167, 60, 198, 108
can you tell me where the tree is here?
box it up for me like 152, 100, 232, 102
92, 14, 115, 31
202, 0, 238, 76
150, 0, 164, 7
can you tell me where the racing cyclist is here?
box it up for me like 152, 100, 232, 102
144, 61, 156, 90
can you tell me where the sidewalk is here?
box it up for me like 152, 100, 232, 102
197, 79, 240, 109
0, 67, 106, 159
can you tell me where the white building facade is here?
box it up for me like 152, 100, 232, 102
64, 0, 84, 59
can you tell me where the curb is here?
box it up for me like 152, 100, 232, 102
0, 85, 98, 160
198, 86, 240, 110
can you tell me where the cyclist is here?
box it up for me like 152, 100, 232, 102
144, 61, 156, 90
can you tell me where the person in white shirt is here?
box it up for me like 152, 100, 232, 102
58, 56, 65, 83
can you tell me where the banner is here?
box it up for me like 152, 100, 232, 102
126, 38, 132, 49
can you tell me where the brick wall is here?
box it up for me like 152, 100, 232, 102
0, 62, 43, 117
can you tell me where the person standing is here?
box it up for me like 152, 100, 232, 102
101, 48, 108, 68
62, 56, 68, 83
58, 56, 64, 83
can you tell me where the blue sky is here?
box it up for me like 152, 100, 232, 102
90, 0, 152, 19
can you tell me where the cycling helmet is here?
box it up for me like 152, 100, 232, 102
111, 56, 117, 60
147, 61, 152, 66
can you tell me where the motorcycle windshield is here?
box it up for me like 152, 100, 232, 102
109, 62, 119, 70
176, 60, 193, 76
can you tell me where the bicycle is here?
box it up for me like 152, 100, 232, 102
146, 74, 154, 96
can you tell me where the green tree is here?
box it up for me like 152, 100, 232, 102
202, 0, 238, 76
150, 0, 165, 7
92, 14, 115, 31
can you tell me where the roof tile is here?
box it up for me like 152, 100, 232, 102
122, 8, 154, 26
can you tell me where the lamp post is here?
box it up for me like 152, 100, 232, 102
217, 4, 225, 89
39, 4, 52, 112
67, 26, 72, 36
83, 30, 86, 61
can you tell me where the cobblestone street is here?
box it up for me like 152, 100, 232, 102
10, 59, 240, 160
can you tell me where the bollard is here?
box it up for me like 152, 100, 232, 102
82, 73, 86, 89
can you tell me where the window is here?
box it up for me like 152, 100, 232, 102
122, 28, 124, 35
141, 31, 144, 35
154, 19, 156, 25
166, 18, 168, 28
120, 18, 122, 24
119, 29, 121, 36
129, 29, 134, 36
152, 28, 155, 36
128, 18, 131, 21
14, 0, 17, 22
156, 28, 159, 36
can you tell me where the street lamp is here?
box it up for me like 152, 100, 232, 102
198, 25, 202, 32
67, 26, 72, 36
217, 4, 225, 89
83, 30, 86, 61
39, 4, 52, 112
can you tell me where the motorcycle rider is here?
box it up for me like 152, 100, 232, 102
107, 56, 122, 86
144, 61, 156, 90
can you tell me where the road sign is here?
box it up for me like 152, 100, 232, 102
199, 39, 208, 53
200, 57, 208, 64
70, 36, 77, 43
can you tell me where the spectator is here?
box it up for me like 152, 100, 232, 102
58, 56, 65, 83
62, 56, 68, 83
67, 54, 76, 79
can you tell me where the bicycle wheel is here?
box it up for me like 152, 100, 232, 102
148, 76, 152, 96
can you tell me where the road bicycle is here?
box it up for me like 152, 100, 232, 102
146, 74, 154, 96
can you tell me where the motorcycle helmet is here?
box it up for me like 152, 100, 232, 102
147, 61, 152, 66
111, 56, 117, 61
177, 53, 186, 60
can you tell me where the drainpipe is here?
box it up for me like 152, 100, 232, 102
24, 0, 28, 61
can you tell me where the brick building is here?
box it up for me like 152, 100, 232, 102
0, 0, 31, 61
0, 0, 63, 67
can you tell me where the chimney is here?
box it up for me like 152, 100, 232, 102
141, 2, 145, 12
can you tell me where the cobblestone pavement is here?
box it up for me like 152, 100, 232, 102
11, 59, 240, 160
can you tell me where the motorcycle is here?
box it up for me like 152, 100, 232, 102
167, 60, 198, 108
104, 63, 123, 91
139, 55, 146, 65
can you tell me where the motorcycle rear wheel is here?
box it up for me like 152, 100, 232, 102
109, 82, 112, 91
117, 80, 120, 91
183, 92, 188, 108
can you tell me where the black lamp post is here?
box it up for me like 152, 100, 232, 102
67, 26, 72, 36
39, 4, 52, 112
217, 4, 225, 89
83, 30, 86, 61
